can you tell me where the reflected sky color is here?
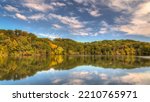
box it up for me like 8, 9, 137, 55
1, 65, 150, 85
0, 56, 150, 85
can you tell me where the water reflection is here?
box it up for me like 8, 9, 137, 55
0, 55, 150, 85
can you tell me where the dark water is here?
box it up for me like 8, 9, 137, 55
0, 55, 150, 85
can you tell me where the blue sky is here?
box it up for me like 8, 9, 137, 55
0, 0, 150, 42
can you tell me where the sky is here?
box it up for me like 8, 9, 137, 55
0, 0, 150, 42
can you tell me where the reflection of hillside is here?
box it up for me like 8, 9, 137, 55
0, 56, 51, 80
54, 56, 150, 70
0, 55, 150, 81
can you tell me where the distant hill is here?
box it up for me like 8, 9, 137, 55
53, 38, 150, 56
0, 29, 150, 56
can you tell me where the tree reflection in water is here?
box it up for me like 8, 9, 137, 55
0, 55, 150, 82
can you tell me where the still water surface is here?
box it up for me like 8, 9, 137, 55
0, 56, 150, 85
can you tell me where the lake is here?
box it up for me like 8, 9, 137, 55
0, 55, 150, 85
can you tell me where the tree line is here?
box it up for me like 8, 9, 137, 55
0, 29, 150, 56
53, 38, 150, 56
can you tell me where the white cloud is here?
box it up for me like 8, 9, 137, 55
38, 33, 60, 39
16, 13, 27, 20
49, 13, 84, 29
23, 0, 54, 12
4, 5, 20, 12
101, 0, 141, 13
88, 9, 101, 17
116, 1, 150, 37
94, 21, 110, 36
52, 24, 62, 29
114, 16, 129, 24
98, 27, 108, 34
134, 1, 150, 16
51, 2, 66, 7
90, 10, 101, 17
1, 14, 16, 19
74, 0, 86, 4
76, 1, 101, 17
28, 14, 46, 21
72, 29, 89, 36
74, 0, 96, 5
74, 0, 150, 37
48, 13, 93, 36
22, 0, 65, 12
23, 4, 53, 12
8, 0, 149, 37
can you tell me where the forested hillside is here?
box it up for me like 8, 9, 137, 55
54, 39, 150, 56
0, 29, 150, 56
0, 30, 63, 56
